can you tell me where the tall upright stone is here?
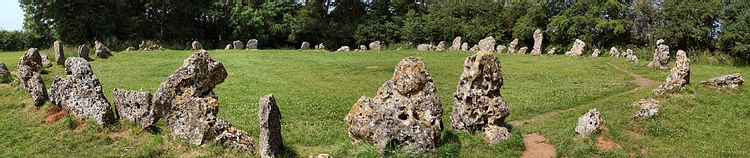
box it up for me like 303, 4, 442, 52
259, 94, 283, 158
478, 36, 496, 52
48, 57, 115, 124
609, 47, 620, 57
507, 38, 518, 54
653, 50, 690, 95
450, 37, 462, 50
54, 40, 65, 65
435, 41, 446, 51
247, 39, 259, 49
233, 40, 245, 50
566, 39, 585, 56
369, 41, 381, 51
78, 44, 90, 60
531, 29, 543, 55
301, 42, 310, 50
648, 39, 670, 70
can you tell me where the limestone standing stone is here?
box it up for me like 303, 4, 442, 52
77, 44, 90, 60
16, 48, 48, 107
95, 41, 111, 58
648, 39, 670, 70
591, 49, 601, 57
301, 42, 310, 50
317, 43, 326, 50
258, 94, 283, 158
566, 39, 585, 56
469, 45, 480, 51
192, 41, 202, 50
450, 37, 462, 50
126, 46, 136, 52
359, 45, 368, 51
548, 48, 557, 54
531, 29, 543, 55
54, 41, 65, 65
609, 47, 620, 58
653, 50, 690, 95
233, 40, 245, 50
225, 44, 232, 50
496, 45, 506, 54
518, 47, 528, 54
622, 48, 631, 58
247, 39, 259, 49
435, 41, 446, 51
345, 57, 443, 152
631, 99, 661, 119
418, 44, 432, 51
478, 36, 495, 52
369, 41, 381, 51
630, 55, 639, 63
451, 51, 511, 144
574, 108, 604, 137
41, 55, 53, 68
336, 46, 350, 52
461, 43, 469, 51
141, 41, 149, 50
700, 73, 744, 88
214, 119, 256, 152
27, 74, 48, 107
507, 38, 518, 54
113, 88, 158, 128
0, 62, 8, 79
48, 57, 115, 124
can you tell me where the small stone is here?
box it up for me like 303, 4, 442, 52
113, 88, 158, 128
566, 39, 585, 56
336, 46, 350, 52
631, 99, 661, 119
574, 108, 604, 137
609, 47, 620, 58
359, 45, 368, 51
233, 40, 245, 49
418, 44, 432, 51
54, 41, 65, 65
41, 55, 53, 68
78, 44, 90, 60
369, 41, 381, 51
317, 43, 326, 50
95, 41, 112, 58
435, 41, 446, 51
470, 44, 480, 51
483, 125, 510, 144
125, 46, 136, 52
192, 41, 202, 50
592, 49, 600, 57
700, 73, 744, 88
214, 119, 257, 152
630, 54, 639, 63
461, 43, 469, 51
246, 39, 259, 49
48, 57, 115, 124
225, 44, 232, 50
259, 94, 283, 158
496, 45, 506, 54
478, 36, 495, 52
653, 50, 690, 95
518, 47, 528, 54
450, 37, 462, 51
301, 41, 310, 50
507, 38, 518, 54
548, 48, 557, 54
531, 29, 543, 55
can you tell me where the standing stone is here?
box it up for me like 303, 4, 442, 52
54, 41, 65, 65
259, 94, 283, 158
496, 45, 506, 54
700, 73, 744, 89
631, 99, 661, 119
192, 41, 202, 50
247, 39, 259, 49
461, 43, 469, 51
469, 45, 480, 51
78, 44, 90, 60
225, 44, 233, 50
435, 41, 446, 51
336, 46, 350, 52
507, 38, 518, 54
483, 125, 510, 144
28, 74, 48, 107
630, 54, 639, 63
126, 46, 136, 52
140, 41, 148, 51
609, 47, 620, 58
591, 49, 601, 57
418, 44, 432, 51
478, 36, 496, 52
531, 29, 543, 55
359, 45, 368, 51
0, 62, 8, 79
16, 48, 47, 106
369, 41, 381, 51
574, 108, 604, 137
40, 55, 53, 68
451, 51, 511, 144
548, 48, 557, 54
653, 50, 690, 95
518, 47, 528, 54
48, 57, 115, 124
233, 40, 245, 50
450, 37, 462, 51
345, 57, 443, 152
621, 48, 631, 58
301, 42, 310, 50
95, 41, 112, 58
113, 88, 158, 128
566, 39, 585, 56
317, 43, 326, 50
648, 39, 670, 70
627, 49, 637, 62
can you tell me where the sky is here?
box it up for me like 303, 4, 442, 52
0, 0, 24, 31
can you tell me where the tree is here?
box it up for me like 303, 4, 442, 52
719, 1, 750, 63
652, 1, 722, 52
21, 1, 122, 45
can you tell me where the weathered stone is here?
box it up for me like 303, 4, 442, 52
648, 39, 670, 70
317, 43, 326, 50
418, 44, 432, 51
125, 46, 136, 52
574, 108, 604, 137
451, 51, 510, 144
450, 37, 462, 50
496, 45, 506, 54
531, 29, 543, 55
192, 41, 202, 50
16, 48, 44, 96
214, 119, 257, 152
247, 39, 259, 49
630, 54, 639, 63
345, 57, 443, 152
369, 41, 381, 51
507, 38, 518, 54
225, 44, 233, 50
301, 41, 310, 50
152, 50, 229, 145
631, 99, 661, 119
113, 88, 158, 128
41, 55, 53, 68
478, 36, 495, 52
48, 57, 115, 124
548, 48, 557, 54
259, 94, 283, 158
359, 45, 368, 51
309, 154, 332, 158
700, 73, 744, 89
609, 47, 620, 58
622, 48, 631, 58
518, 47, 528, 54
591, 49, 600, 57
461, 43, 469, 51
653, 50, 690, 95
95, 41, 112, 58
336, 46, 350, 52
28, 74, 48, 107
78, 44, 90, 59
469, 45, 480, 51
0, 62, 8, 79
54, 41, 65, 65
233, 40, 245, 50
435, 41, 446, 51
566, 39, 585, 56
140, 41, 148, 50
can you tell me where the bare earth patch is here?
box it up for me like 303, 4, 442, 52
365, 66, 380, 69
45, 105, 69, 124
522, 133, 556, 158
596, 135, 621, 149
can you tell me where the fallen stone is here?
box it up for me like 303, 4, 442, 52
483, 125, 510, 145
566, 39, 585, 56
301, 41, 310, 50
48, 57, 115, 124
259, 94, 283, 158
418, 44, 432, 51
609, 47, 619, 58
450, 37, 462, 50
591, 49, 600, 57
247, 39, 258, 49
336, 46, 350, 52
435, 41, 446, 51
94, 41, 112, 58
507, 38, 518, 54
478, 36, 495, 52
78, 44, 90, 60
369, 41, 381, 51
700, 73, 744, 89
233, 40, 245, 50
631, 99, 661, 119
653, 50, 690, 95
113, 88, 158, 128
648, 39, 670, 70
214, 119, 257, 152
54, 41, 65, 65
192, 41, 202, 50
496, 45, 506, 54
345, 57, 443, 152
41, 55, 53, 68
574, 108, 604, 137
548, 48, 557, 54
518, 47, 528, 54
360, 45, 368, 51
531, 29, 543, 55
461, 43, 469, 51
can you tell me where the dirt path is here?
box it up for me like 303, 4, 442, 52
521, 133, 556, 158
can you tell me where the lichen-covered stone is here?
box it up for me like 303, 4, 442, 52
77, 44, 90, 60
450, 37, 462, 51
574, 108, 604, 137
461, 43, 469, 51
41, 55, 53, 68
16, 48, 48, 107
507, 38, 518, 54
653, 50, 690, 95
28, 73, 48, 107
451, 51, 510, 138
631, 99, 661, 119
233, 40, 245, 50
592, 49, 600, 57
483, 125, 510, 144
478, 36, 495, 52
214, 119, 256, 152
359, 45, 368, 51
566, 39, 585, 56
48, 57, 115, 124
496, 45, 506, 54
301, 42, 310, 50
54, 41, 65, 65
345, 57, 443, 152
0, 62, 8, 79
700, 73, 744, 89
192, 41, 202, 50
418, 44, 432, 51
113, 88, 158, 128
609, 47, 619, 58
434, 41, 446, 51
470, 45, 480, 51
336, 46, 350, 52
259, 94, 283, 158
531, 29, 543, 55
518, 47, 528, 54
247, 39, 258, 49
369, 41, 381, 51
648, 39, 670, 70
95, 41, 112, 58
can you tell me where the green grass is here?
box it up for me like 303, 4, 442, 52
0, 48, 748, 157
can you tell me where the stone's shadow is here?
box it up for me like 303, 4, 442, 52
278, 144, 299, 158
144, 125, 162, 135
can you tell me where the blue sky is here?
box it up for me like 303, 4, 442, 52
0, 0, 24, 31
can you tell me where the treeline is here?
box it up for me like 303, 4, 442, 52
14, 0, 750, 62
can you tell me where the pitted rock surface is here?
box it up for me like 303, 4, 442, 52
461, 43, 469, 51
700, 73, 744, 89
507, 38, 518, 54
496, 45, 506, 54
54, 41, 65, 65
435, 41, 446, 51
301, 41, 310, 50
16, 48, 48, 107
592, 49, 601, 57
192, 41, 202, 50
369, 41, 381, 51
77, 44, 90, 59
259, 94, 283, 158
609, 47, 620, 57
518, 47, 528, 54
451, 51, 510, 143
345, 57, 443, 152
648, 39, 670, 70
152, 50, 228, 145
418, 44, 432, 51
575, 108, 604, 137
483, 125, 510, 144
450, 37, 461, 51
247, 39, 258, 49
48, 57, 114, 124
214, 119, 256, 152
336, 46, 350, 52
631, 99, 661, 119
41, 55, 53, 68
233, 40, 245, 49
566, 39, 585, 56
28, 74, 48, 107
531, 29, 543, 55
113, 88, 158, 128
478, 36, 495, 52
653, 50, 690, 95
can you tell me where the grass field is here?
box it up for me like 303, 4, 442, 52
0, 48, 748, 157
